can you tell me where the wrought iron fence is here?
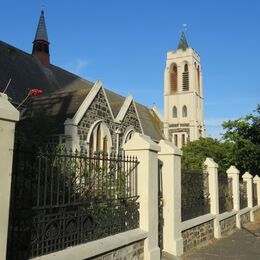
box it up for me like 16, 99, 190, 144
181, 170, 210, 221
7, 145, 139, 259
218, 176, 233, 214
253, 183, 258, 206
239, 180, 248, 209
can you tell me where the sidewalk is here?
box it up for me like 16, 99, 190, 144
182, 221, 260, 260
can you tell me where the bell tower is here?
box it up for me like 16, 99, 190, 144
164, 32, 205, 148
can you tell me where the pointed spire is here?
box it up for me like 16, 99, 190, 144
177, 32, 189, 51
34, 10, 49, 42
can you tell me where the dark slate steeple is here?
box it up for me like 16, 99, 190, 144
177, 32, 189, 51
32, 10, 50, 68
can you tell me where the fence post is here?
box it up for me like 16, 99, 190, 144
0, 93, 19, 260
253, 175, 260, 206
158, 140, 183, 257
204, 158, 221, 239
123, 133, 161, 260
242, 172, 253, 221
227, 166, 241, 228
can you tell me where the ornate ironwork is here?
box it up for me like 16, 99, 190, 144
218, 176, 233, 213
181, 170, 210, 221
253, 183, 258, 206
239, 180, 248, 209
158, 159, 164, 253
7, 145, 139, 259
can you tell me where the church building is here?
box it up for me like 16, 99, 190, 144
0, 11, 205, 151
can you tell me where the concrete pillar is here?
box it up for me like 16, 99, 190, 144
242, 172, 253, 221
253, 175, 260, 206
227, 166, 241, 228
204, 158, 221, 238
158, 140, 183, 257
123, 133, 161, 260
0, 93, 19, 260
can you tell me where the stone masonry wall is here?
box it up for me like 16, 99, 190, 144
182, 220, 214, 252
89, 240, 144, 260
253, 208, 260, 221
220, 215, 236, 236
240, 212, 250, 226
77, 89, 142, 152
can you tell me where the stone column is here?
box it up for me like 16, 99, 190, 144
253, 175, 260, 206
0, 93, 19, 260
123, 133, 161, 260
158, 140, 183, 257
227, 166, 241, 228
204, 158, 221, 238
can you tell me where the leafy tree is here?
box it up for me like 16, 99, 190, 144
222, 104, 260, 175
181, 137, 232, 176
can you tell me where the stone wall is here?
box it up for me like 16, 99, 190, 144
220, 215, 236, 236
89, 240, 144, 260
240, 212, 250, 225
78, 89, 142, 151
253, 208, 260, 221
182, 220, 214, 252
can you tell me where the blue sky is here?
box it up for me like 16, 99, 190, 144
1, 0, 259, 138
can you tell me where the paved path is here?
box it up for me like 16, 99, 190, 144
182, 221, 260, 260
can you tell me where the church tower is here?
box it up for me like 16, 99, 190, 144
32, 10, 50, 68
164, 32, 205, 148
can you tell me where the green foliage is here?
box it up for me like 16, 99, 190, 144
222, 104, 260, 175
181, 137, 232, 176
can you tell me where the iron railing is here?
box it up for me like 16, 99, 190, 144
239, 180, 248, 209
253, 183, 258, 206
218, 176, 233, 213
7, 145, 139, 259
181, 170, 210, 221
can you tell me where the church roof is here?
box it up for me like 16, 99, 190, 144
177, 32, 189, 51
34, 10, 49, 42
0, 40, 94, 103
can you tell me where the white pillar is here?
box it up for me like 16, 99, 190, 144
123, 133, 161, 260
242, 172, 253, 221
253, 175, 260, 206
204, 157, 221, 238
158, 140, 183, 257
227, 166, 241, 228
0, 93, 19, 260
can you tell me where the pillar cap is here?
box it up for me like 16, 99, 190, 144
204, 157, 218, 168
226, 165, 240, 175
0, 93, 19, 122
123, 133, 161, 152
242, 171, 253, 179
253, 175, 260, 182
158, 139, 182, 156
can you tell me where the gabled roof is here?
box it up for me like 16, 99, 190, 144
177, 32, 189, 51
0, 41, 94, 103
34, 10, 49, 42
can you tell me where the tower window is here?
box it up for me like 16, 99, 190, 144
182, 134, 185, 146
182, 63, 189, 91
174, 134, 178, 147
182, 105, 187, 117
197, 66, 201, 95
172, 106, 177, 118
170, 64, 178, 93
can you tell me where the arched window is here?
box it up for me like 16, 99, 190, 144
170, 64, 178, 93
88, 121, 112, 155
123, 129, 134, 144
182, 105, 187, 117
172, 106, 177, 118
182, 63, 189, 91
197, 66, 201, 95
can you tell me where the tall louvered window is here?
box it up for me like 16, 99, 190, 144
182, 105, 187, 117
172, 106, 177, 118
170, 64, 178, 93
182, 64, 189, 91
197, 66, 201, 95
